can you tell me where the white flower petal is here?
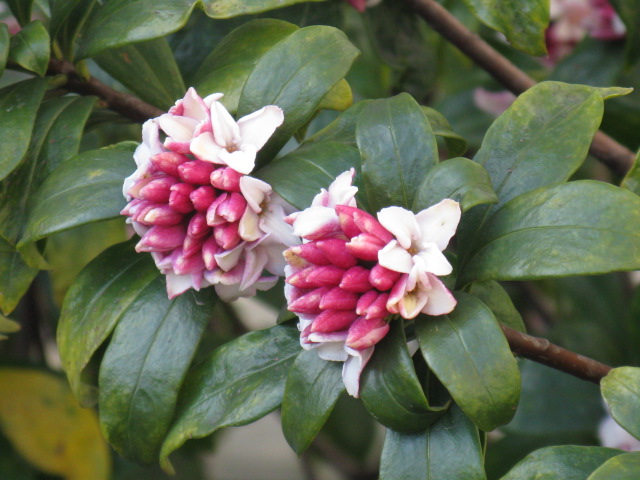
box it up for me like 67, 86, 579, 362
240, 248, 269, 291
342, 346, 374, 398
421, 273, 457, 316
158, 114, 199, 142
237, 105, 284, 150
191, 132, 224, 163
325, 168, 358, 207
377, 206, 420, 249
415, 243, 453, 276
211, 100, 240, 148
316, 342, 349, 362
378, 240, 414, 273
238, 208, 262, 242
239, 176, 271, 212
415, 199, 461, 251
220, 145, 257, 175
166, 273, 197, 299
292, 206, 339, 239
215, 242, 246, 271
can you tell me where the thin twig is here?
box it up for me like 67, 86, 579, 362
403, 0, 636, 176
501, 324, 612, 383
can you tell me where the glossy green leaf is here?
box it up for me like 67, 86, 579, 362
20, 146, 134, 248
76, 0, 195, 59
201, 0, 326, 18
50, 0, 97, 59
8, 20, 50, 76
500, 446, 622, 480
609, 0, 640, 64
159, 324, 300, 472
421, 106, 468, 157
0, 77, 46, 181
360, 320, 446, 433
281, 349, 344, 455
417, 292, 520, 431
0, 24, 8, 77
237, 25, 359, 163
412, 157, 498, 213
461, 0, 548, 55
193, 19, 298, 113
357, 93, 438, 212
6, 0, 33, 26
0, 236, 37, 315
257, 141, 361, 210
467, 280, 525, 332
460, 181, 640, 285
379, 405, 485, 480
305, 100, 371, 147
621, 150, 640, 196
94, 39, 185, 110
99, 284, 215, 463
588, 452, 640, 480
57, 241, 160, 405
601, 367, 640, 441
318, 79, 353, 112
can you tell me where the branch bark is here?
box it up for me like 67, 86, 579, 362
501, 324, 612, 383
403, 0, 636, 176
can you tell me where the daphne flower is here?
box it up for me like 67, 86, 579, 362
122, 88, 295, 300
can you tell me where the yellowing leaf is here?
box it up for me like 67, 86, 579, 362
318, 79, 353, 112
0, 315, 20, 340
0, 368, 110, 480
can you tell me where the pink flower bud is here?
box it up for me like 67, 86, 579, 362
206, 193, 228, 227
286, 266, 316, 289
355, 290, 378, 316
214, 222, 241, 250
336, 205, 393, 243
305, 265, 346, 288
173, 250, 206, 275
364, 292, 390, 320
202, 237, 219, 270
283, 249, 309, 270
346, 233, 386, 261
288, 287, 331, 314
169, 183, 195, 213
316, 238, 358, 269
346, 317, 390, 350
138, 176, 178, 203
190, 186, 217, 212
288, 243, 330, 266
178, 160, 216, 185
150, 152, 189, 177
340, 266, 373, 293
187, 212, 209, 238
137, 204, 184, 226
335, 205, 362, 238
311, 310, 359, 333
211, 167, 242, 191
136, 225, 186, 252
182, 234, 206, 258
319, 287, 359, 311
217, 192, 248, 223
369, 264, 401, 291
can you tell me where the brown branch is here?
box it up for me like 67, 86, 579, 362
47, 58, 163, 123
501, 324, 612, 383
403, 0, 636, 176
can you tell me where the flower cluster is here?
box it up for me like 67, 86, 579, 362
122, 88, 298, 300
284, 170, 460, 396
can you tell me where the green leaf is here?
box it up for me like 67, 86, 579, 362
467, 280, 525, 332
99, 284, 215, 463
0, 24, 8, 77
588, 452, 640, 480
0, 77, 46, 180
318, 79, 353, 112
601, 367, 640, 441
460, 181, 640, 285
609, 0, 640, 64
201, 0, 326, 18
0, 315, 20, 334
360, 320, 446, 433
57, 241, 160, 405
500, 446, 622, 480
6, 0, 33, 26
49, 0, 97, 60
193, 19, 298, 114
159, 324, 300, 472
305, 100, 371, 147
8, 20, 50, 76
256, 141, 360, 210
94, 38, 185, 110
20, 144, 135, 247
412, 157, 498, 213
76, 0, 195, 59
237, 25, 359, 163
0, 236, 37, 315
421, 106, 468, 157
379, 405, 485, 480
357, 93, 438, 212
461, 0, 549, 55
621, 150, 640, 196
417, 292, 520, 431
281, 350, 344, 455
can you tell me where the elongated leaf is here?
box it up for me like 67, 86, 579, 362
6, 0, 32, 26
588, 452, 640, 480
460, 181, 640, 285
95, 38, 185, 110
76, 0, 195, 59
0, 236, 37, 315
357, 93, 438, 212
193, 19, 298, 113
8, 20, 50, 76
413, 157, 497, 213
609, 0, 640, 64
0, 368, 110, 480
500, 446, 622, 480
281, 349, 344, 455
159, 324, 300, 472
237, 25, 359, 163
57, 241, 160, 405
379, 405, 485, 480
201, 0, 326, 18
601, 367, 640, 441
621, 150, 640, 196
417, 292, 520, 431
467, 280, 525, 332
20, 146, 134, 247
0, 24, 8, 77
99, 283, 215, 463
421, 106, 468, 157
50, 0, 97, 59
360, 320, 446, 433
0, 77, 46, 180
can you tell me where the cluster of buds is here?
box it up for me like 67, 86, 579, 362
122, 88, 298, 300
284, 170, 460, 396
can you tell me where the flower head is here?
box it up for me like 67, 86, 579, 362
122, 88, 297, 300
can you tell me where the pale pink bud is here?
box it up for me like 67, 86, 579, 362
369, 264, 401, 291
340, 266, 373, 293
169, 183, 195, 213
283, 249, 309, 270
150, 152, 189, 177
316, 239, 358, 269
178, 160, 215, 185
346, 233, 386, 261
289, 287, 331, 314
137, 204, 183, 226
136, 225, 186, 252
319, 287, 359, 311
183, 234, 206, 258
206, 194, 229, 226
127, 176, 156, 199
214, 222, 241, 250
288, 243, 330, 266
173, 250, 206, 275
190, 186, 216, 212
286, 266, 316, 289
138, 176, 178, 203
311, 310, 359, 333
202, 237, 219, 270
217, 192, 248, 223
305, 265, 346, 287
187, 212, 209, 238
346, 317, 390, 350
211, 167, 242, 191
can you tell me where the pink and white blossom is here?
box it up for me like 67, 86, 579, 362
599, 412, 640, 451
